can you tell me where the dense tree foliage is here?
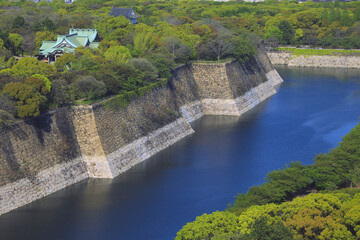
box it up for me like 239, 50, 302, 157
177, 191, 360, 240
0, 0, 360, 122
0, 0, 261, 121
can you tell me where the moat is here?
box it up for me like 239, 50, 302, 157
1, 66, 360, 240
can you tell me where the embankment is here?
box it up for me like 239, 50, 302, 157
0, 47, 283, 215
267, 51, 360, 68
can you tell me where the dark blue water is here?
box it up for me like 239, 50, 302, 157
1, 67, 360, 240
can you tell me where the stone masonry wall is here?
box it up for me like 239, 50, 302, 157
0, 108, 88, 215
0, 50, 283, 216
267, 51, 360, 68
0, 108, 83, 187
92, 86, 181, 156
72, 106, 113, 178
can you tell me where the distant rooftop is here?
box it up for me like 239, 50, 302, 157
109, 7, 140, 24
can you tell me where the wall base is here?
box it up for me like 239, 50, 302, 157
0, 158, 88, 215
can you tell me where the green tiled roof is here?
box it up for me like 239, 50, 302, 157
39, 28, 99, 56
39, 41, 57, 51
67, 36, 89, 47
89, 42, 100, 49
69, 28, 98, 42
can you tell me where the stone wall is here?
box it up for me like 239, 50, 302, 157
0, 108, 83, 187
0, 108, 88, 215
72, 106, 113, 178
0, 50, 283, 215
267, 51, 360, 68
267, 52, 292, 65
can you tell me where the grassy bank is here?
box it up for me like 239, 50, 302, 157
276, 47, 360, 56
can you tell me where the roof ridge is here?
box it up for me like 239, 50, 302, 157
68, 35, 88, 38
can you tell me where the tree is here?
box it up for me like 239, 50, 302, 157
2, 82, 46, 118
12, 16, 26, 29
145, 51, 175, 79
54, 53, 76, 72
264, 25, 282, 42
163, 36, 192, 63
321, 9, 330, 26
200, 31, 234, 61
295, 29, 304, 43
354, 8, 360, 22
0, 38, 4, 50
133, 31, 156, 55
71, 55, 101, 72
27, 74, 51, 94
343, 196, 360, 237
248, 218, 293, 240
10, 57, 56, 78
175, 211, 239, 240
232, 37, 257, 63
20, 30, 35, 56
42, 17, 55, 31
104, 46, 132, 64
48, 80, 73, 107
341, 10, 353, 27
313, 123, 360, 190
284, 208, 352, 240
278, 21, 294, 45
8, 33, 23, 55
35, 31, 56, 51
128, 58, 158, 82
94, 60, 140, 94
97, 16, 134, 41
72, 76, 106, 100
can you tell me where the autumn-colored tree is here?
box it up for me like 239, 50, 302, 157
284, 208, 353, 240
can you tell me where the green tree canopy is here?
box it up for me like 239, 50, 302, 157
5, 57, 56, 78
3, 82, 46, 118
97, 16, 134, 41
104, 46, 132, 64
8, 33, 23, 55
